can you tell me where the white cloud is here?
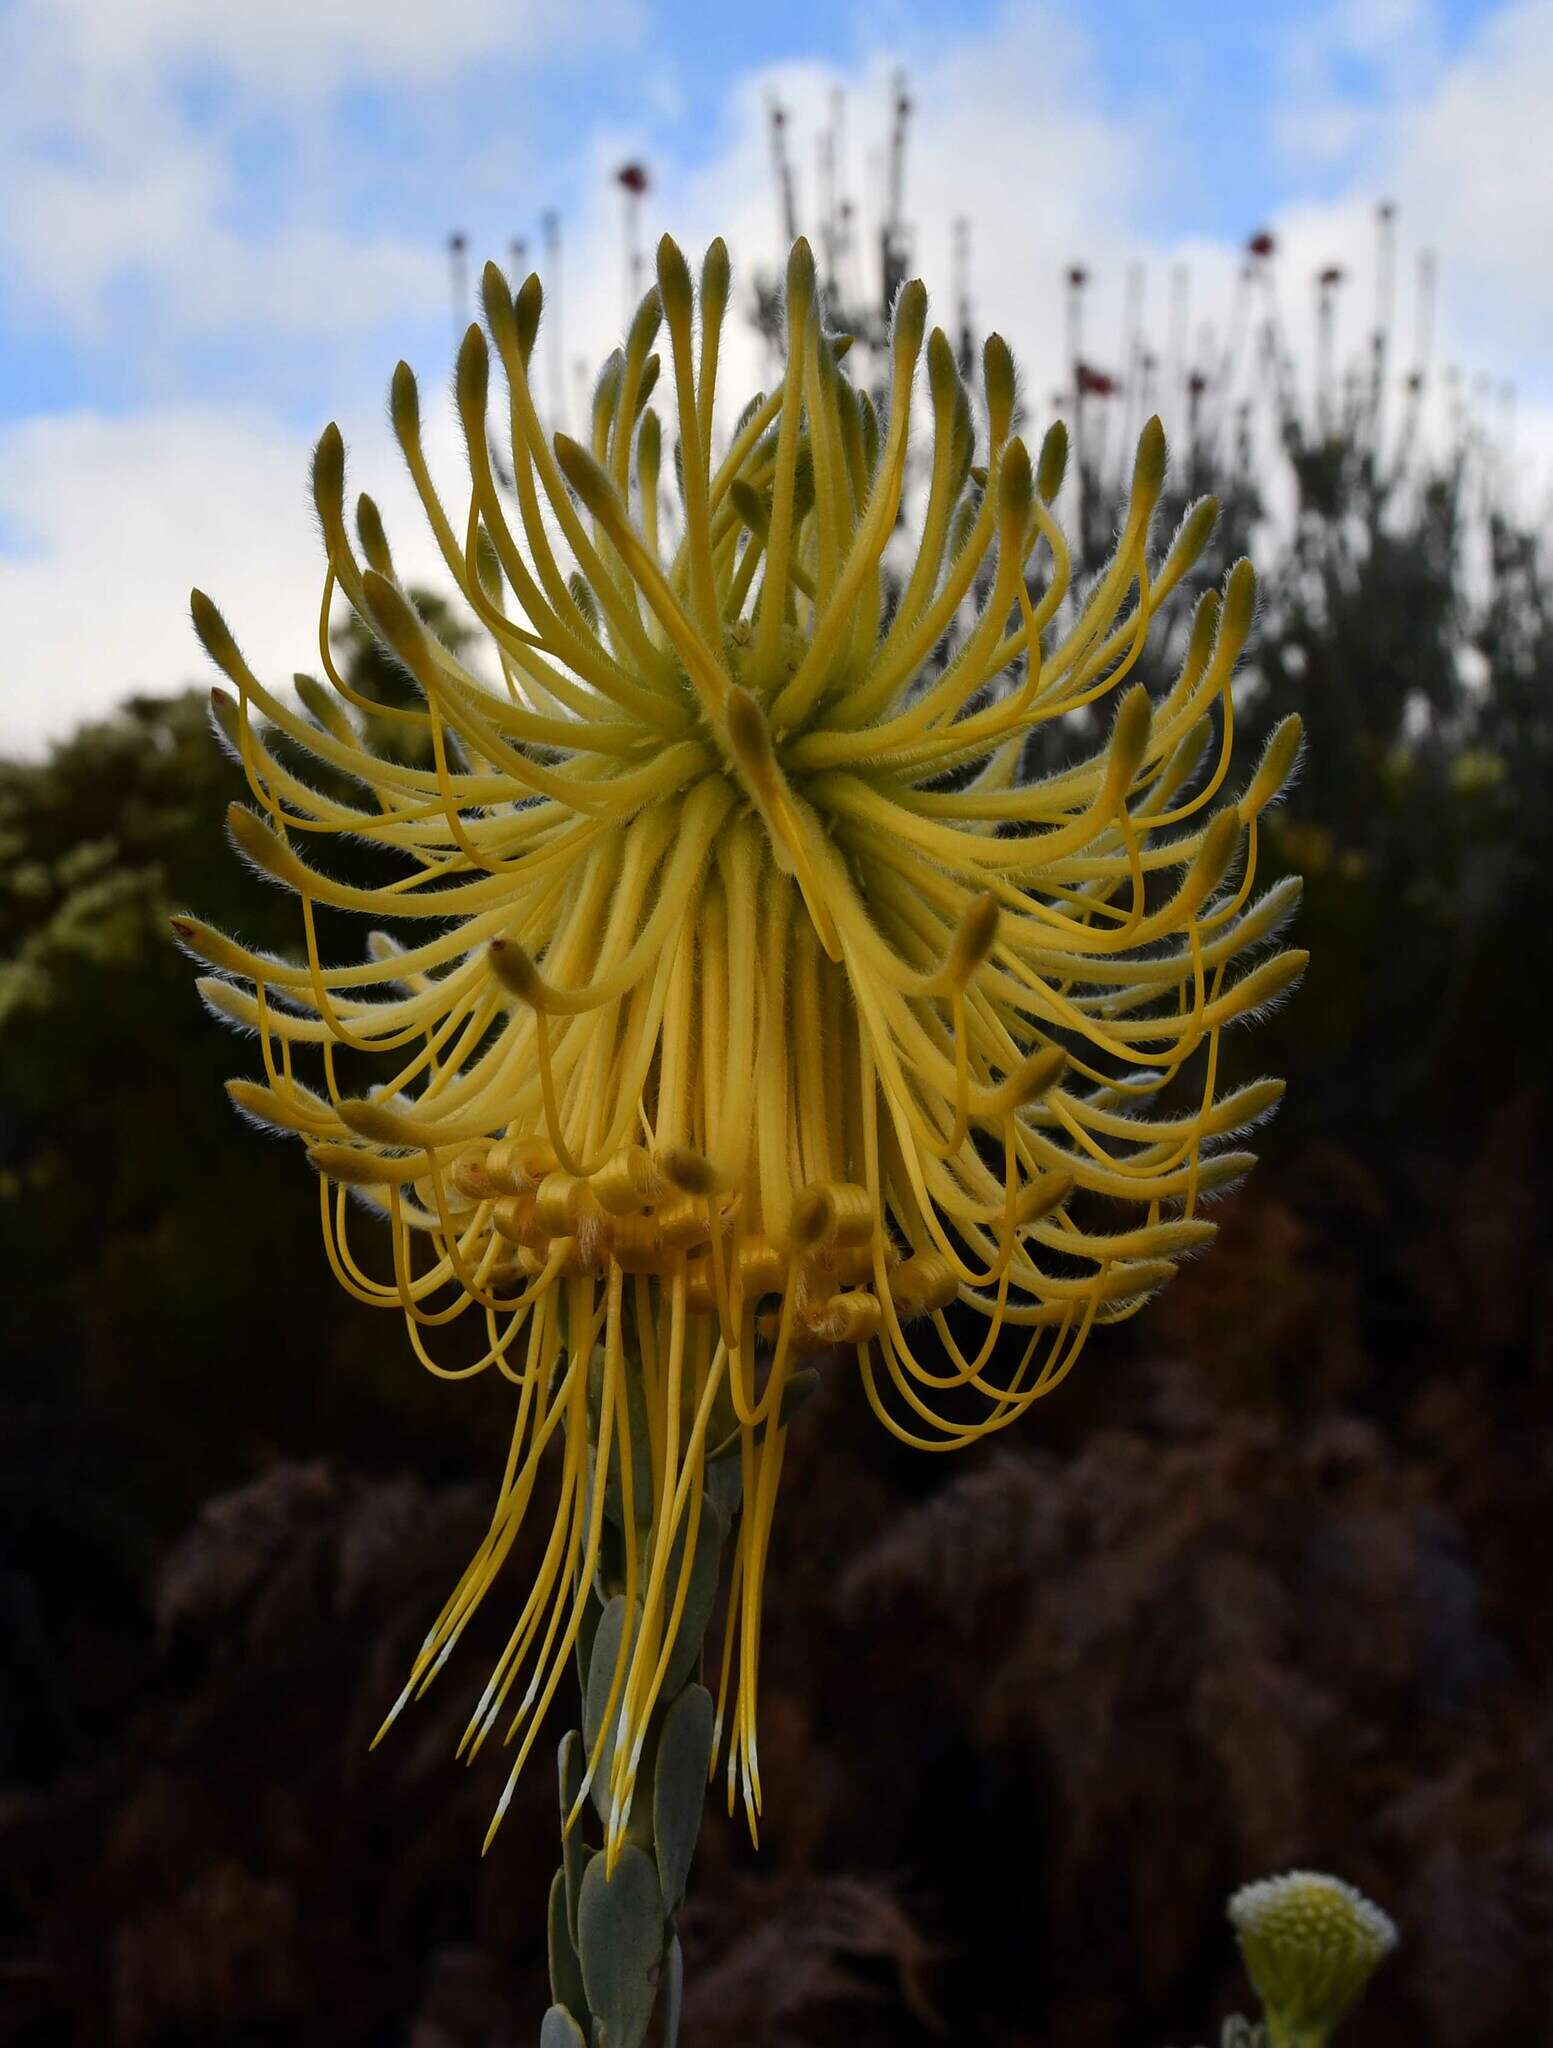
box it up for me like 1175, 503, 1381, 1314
7, 155, 442, 345
0, 0, 634, 346
3, 0, 1549, 754
1385, 0, 1553, 358
1275, 0, 1448, 165
18, 0, 644, 94
0, 400, 467, 753
1250, 0, 1553, 433
2, 409, 319, 752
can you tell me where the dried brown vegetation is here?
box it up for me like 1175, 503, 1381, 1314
6, 1095, 1553, 2045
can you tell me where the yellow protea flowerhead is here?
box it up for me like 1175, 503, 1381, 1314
181, 233, 1303, 1858
1230, 1871, 1398, 2044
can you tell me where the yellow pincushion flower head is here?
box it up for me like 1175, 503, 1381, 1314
1230, 1871, 1397, 2044
181, 233, 1304, 1859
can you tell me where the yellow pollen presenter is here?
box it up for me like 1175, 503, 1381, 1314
180, 231, 1304, 1928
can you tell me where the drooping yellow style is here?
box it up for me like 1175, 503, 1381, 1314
181, 235, 1303, 1860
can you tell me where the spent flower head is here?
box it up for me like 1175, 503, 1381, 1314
182, 233, 1303, 1855
1230, 1870, 1398, 2044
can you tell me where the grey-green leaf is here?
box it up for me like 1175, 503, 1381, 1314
584, 1595, 638, 1822
662, 1496, 725, 1695
623, 1708, 663, 1848
577, 1845, 664, 2048
776, 1366, 822, 1427
575, 1573, 605, 1696
653, 1684, 714, 1909
706, 1369, 819, 1464
547, 1869, 588, 2030
541, 2005, 587, 2048
704, 1452, 742, 1522
663, 1935, 685, 2048
558, 1730, 587, 1942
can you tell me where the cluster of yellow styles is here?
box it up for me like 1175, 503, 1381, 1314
181, 234, 1303, 1861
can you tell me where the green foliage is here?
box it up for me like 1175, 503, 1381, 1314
0, 635, 510, 1798
558, 1730, 588, 1940
540, 2005, 588, 2048
553, 1399, 732, 2046
955, 312, 1553, 1217
0, 694, 382, 1520
547, 1867, 589, 2033
582, 1596, 639, 1828
660, 1496, 726, 1695
653, 1684, 714, 1911
576, 1846, 663, 2048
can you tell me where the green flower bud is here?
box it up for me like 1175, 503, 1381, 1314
1230, 1870, 1396, 2047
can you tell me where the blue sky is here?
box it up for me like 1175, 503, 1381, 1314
2, 0, 1547, 746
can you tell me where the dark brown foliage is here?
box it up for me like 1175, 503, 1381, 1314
6, 1086, 1553, 2045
